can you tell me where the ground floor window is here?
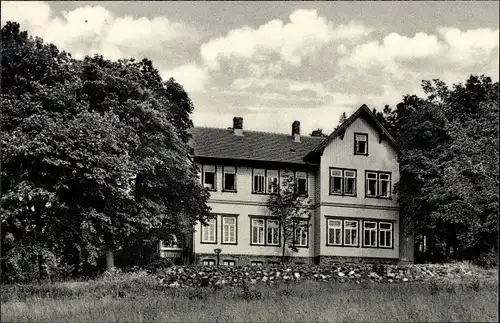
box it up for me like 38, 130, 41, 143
251, 261, 263, 266
326, 217, 394, 249
202, 259, 215, 266
223, 260, 236, 266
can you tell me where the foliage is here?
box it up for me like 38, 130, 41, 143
266, 173, 311, 263
376, 75, 499, 266
333, 112, 348, 131
1, 22, 211, 282
310, 128, 328, 137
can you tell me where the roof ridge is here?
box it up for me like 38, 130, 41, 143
191, 126, 324, 139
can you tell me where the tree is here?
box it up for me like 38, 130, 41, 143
310, 129, 328, 137
334, 112, 348, 130
267, 172, 312, 264
1, 22, 211, 281
394, 75, 499, 266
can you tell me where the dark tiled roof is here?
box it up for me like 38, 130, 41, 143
190, 127, 324, 165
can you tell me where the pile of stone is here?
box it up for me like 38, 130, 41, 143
155, 263, 486, 288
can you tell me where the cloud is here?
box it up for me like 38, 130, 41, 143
161, 62, 209, 93
1, 1, 197, 61
200, 9, 373, 71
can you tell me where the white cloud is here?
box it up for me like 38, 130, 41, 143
161, 62, 209, 93
200, 9, 373, 71
1, 1, 196, 61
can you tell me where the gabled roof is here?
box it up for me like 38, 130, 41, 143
307, 104, 398, 157
190, 127, 324, 165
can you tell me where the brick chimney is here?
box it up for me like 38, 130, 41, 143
292, 121, 300, 142
233, 117, 243, 136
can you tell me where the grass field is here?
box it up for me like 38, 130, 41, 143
2, 277, 498, 322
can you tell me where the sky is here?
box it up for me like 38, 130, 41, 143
2, 1, 499, 135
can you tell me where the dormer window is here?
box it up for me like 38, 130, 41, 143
354, 133, 368, 155
203, 165, 216, 191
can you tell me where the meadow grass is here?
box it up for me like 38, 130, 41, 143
2, 277, 498, 322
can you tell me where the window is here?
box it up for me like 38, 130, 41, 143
251, 218, 280, 246
223, 260, 235, 266
344, 220, 358, 246
222, 216, 237, 244
203, 165, 216, 190
253, 168, 265, 193
295, 171, 308, 195
223, 166, 237, 191
379, 222, 393, 248
330, 168, 357, 196
293, 220, 308, 247
266, 219, 280, 245
159, 234, 181, 250
327, 219, 342, 245
251, 219, 265, 245
363, 221, 377, 247
251, 261, 263, 266
366, 171, 391, 198
366, 172, 378, 197
354, 133, 368, 155
202, 259, 215, 266
201, 218, 216, 243
267, 169, 279, 194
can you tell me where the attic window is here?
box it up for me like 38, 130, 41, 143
354, 133, 368, 155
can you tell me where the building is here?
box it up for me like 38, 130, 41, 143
159, 104, 414, 266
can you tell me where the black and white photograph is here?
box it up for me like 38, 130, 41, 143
1, 1, 498, 322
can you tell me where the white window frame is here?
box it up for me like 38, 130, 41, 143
379, 173, 391, 198
202, 259, 215, 266
201, 218, 217, 243
223, 260, 235, 266
330, 168, 357, 196
344, 220, 359, 246
222, 166, 237, 192
293, 220, 308, 247
253, 168, 266, 193
251, 218, 265, 245
366, 172, 378, 197
159, 234, 181, 250
202, 165, 217, 190
295, 171, 308, 195
379, 222, 393, 248
363, 221, 377, 247
222, 216, 237, 244
366, 171, 391, 198
355, 133, 368, 155
327, 219, 342, 246
266, 169, 279, 194
266, 219, 280, 245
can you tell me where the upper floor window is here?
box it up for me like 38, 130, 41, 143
223, 166, 237, 192
251, 218, 280, 246
330, 168, 356, 196
253, 168, 279, 194
222, 216, 237, 244
327, 219, 342, 246
354, 133, 368, 155
293, 220, 309, 247
344, 220, 359, 246
295, 171, 308, 196
366, 171, 391, 198
363, 221, 377, 247
201, 218, 217, 243
379, 222, 393, 248
202, 165, 216, 191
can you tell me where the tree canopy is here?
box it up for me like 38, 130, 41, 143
1, 22, 211, 282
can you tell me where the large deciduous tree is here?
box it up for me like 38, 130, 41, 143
1, 22, 210, 282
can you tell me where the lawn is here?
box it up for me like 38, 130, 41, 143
2, 277, 498, 322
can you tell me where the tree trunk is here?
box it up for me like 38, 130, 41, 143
105, 247, 114, 271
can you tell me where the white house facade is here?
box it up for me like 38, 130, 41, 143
160, 105, 414, 266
